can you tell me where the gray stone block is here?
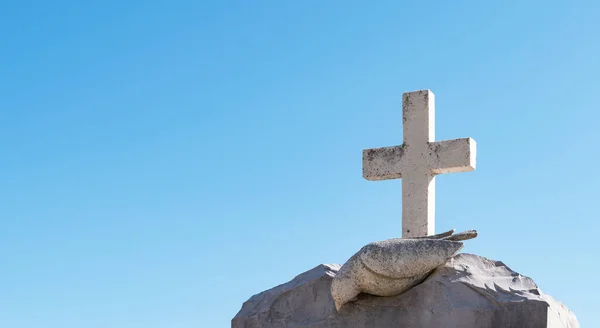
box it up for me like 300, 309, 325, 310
232, 254, 578, 328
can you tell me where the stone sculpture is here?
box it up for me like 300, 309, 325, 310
232, 253, 579, 328
363, 90, 476, 238
232, 89, 579, 327
331, 229, 477, 310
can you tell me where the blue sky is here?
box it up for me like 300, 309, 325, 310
1, 1, 598, 327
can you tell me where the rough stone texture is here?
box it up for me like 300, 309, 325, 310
232, 254, 578, 328
362, 90, 476, 238
331, 230, 476, 310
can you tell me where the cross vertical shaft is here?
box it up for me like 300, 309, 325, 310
401, 91, 435, 237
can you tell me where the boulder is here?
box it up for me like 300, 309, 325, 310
232, 254, 578, 328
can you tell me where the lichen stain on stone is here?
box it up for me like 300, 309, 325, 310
365, 149, 376, 162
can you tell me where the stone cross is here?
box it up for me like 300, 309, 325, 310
362, 90, 476, 238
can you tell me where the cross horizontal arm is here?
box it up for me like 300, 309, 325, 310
363, 145, 405, 181
429, 138, 476, 174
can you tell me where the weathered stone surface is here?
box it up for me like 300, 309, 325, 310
232, 254, 579, 328
362, 90, 476, 238
331, 229, 477, 310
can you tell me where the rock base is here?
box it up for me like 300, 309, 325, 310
232, 254, 578, 328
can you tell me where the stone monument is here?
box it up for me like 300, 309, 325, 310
232, 90, 579, 328
362, 90, 475, 238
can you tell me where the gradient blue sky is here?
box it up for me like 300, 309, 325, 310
1, 1, 598, 327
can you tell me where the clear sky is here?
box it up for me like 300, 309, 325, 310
1, 1, 598, 327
